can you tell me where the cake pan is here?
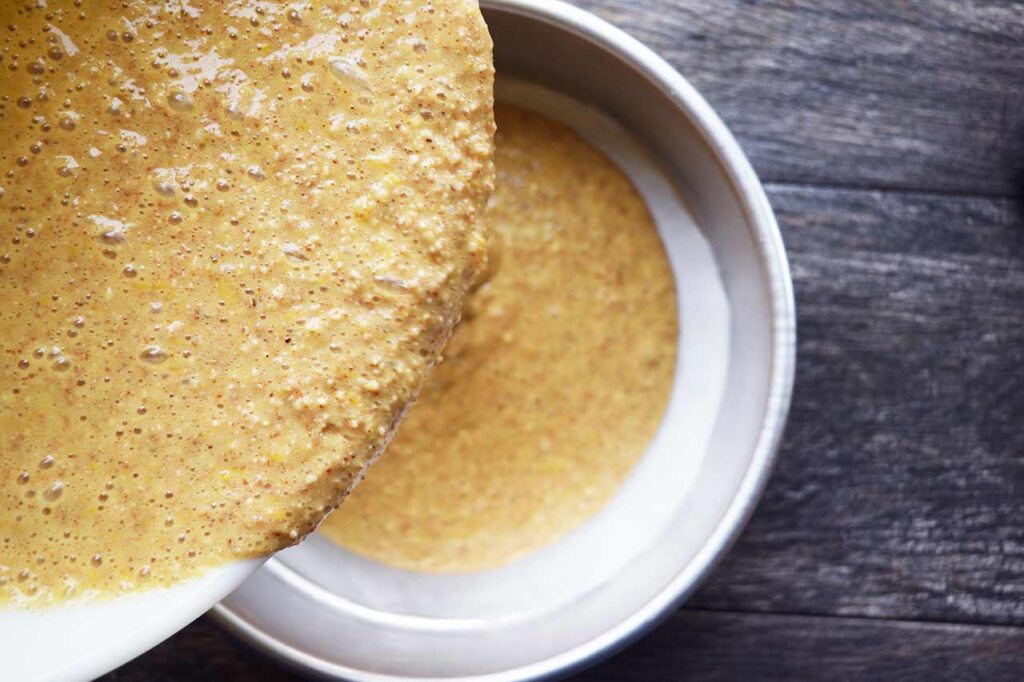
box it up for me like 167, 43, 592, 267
213, 1, 796, 679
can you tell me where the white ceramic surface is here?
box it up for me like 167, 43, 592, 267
0, 558, 262, 682
213, 1, 796, 680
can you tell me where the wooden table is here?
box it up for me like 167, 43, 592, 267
103, 1, 1024, 680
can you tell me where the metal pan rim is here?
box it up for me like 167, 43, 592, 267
214, 1, 796, 679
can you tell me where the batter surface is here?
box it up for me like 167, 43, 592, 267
321, 104, 678, 573
0, 0, 493, 605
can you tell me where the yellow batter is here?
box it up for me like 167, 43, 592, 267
0, 1, 493, 606
320, 105, 678, 572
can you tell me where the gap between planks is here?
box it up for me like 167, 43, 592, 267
678, 606, 1024, 634
763, 179, 1024, 202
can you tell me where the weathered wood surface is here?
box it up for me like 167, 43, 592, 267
577, 610, 1024, 682
108, 0, 1024, 679
579, 0, 1024, 197
103, 611, 1024, 682
689, 185, 1024, 626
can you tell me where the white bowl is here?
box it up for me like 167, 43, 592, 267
212, 1, 796, 680
0, 559, 263, 682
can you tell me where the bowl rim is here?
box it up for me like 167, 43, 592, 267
213, 0, 796, 679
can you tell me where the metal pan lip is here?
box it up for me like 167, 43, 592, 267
213, 0, 796, 679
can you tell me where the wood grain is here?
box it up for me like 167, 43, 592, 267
577, 0, 1024, 197
690, 184, 1024, 625
577, 610, 1024, 682
101, 610, 1024, 682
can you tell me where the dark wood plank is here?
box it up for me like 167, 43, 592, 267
690, 184, 1024, 625
577, 610, 1024, 682
575, 0, 1024, 196
102, 610, 1024, 682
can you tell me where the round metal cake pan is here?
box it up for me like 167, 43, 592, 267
213, 1, 796, 680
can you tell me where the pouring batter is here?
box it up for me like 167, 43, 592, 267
0, 0, 494, 605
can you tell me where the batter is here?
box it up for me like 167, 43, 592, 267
0, 0, 494, 605
321, 104, 678, 573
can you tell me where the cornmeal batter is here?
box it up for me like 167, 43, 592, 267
321, 105, 678, 572
0, 0, 494, 605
